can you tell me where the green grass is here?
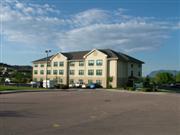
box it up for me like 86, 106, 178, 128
0, 85, 46, 91
157, 88, 180, 93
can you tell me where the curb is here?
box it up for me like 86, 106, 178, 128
0, 89, 72, 95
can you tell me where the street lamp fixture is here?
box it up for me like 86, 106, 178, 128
45, 49, 51, 88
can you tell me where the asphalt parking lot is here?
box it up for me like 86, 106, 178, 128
0, 89, 180, 135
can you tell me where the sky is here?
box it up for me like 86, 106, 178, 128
0, 0, 180, 76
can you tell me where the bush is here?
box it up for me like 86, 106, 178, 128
140, 87, 155, 92
107, 84, 112, 89
127, 87, 135, 91
55, 84, 69, 89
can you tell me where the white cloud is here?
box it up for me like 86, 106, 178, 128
15, 2, 24, 9
1, 0, 179, 53
57, 22, 170, 52
72, 9, 110, 27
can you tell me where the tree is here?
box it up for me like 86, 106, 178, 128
155, 72, 175, 84
143, 76, 151, 87
176, 72, 180, 82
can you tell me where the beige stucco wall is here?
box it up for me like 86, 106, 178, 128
84, 50, 108, 87
107, 60, 117, 88
127, 62, 142, 78
69, 60, 85, 77
48, 53, 68, 84
33, 53, 69, 85
117, 60, 128, 87
32, 61, 47, 81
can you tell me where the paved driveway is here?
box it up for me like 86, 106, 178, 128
0, 90, 180, 135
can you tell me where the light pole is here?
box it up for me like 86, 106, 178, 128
45, 49, 51, 88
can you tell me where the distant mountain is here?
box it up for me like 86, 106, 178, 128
0, 63, 32, 71
148, 70, 180, 78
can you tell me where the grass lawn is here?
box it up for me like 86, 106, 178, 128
157, 88, 180, 93
0, 85, 45, 91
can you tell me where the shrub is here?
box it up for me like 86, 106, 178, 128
108, 77, 113, 82
55, 84, 69, 89
127, 87, 135, 91
140, 87, 154, 92
107, 84, 112, 89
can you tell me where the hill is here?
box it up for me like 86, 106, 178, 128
0, 63, 32, 71
0, 63, 32, 83
148, 70, 179, 78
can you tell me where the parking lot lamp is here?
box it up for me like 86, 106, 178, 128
45, 50, 51, 88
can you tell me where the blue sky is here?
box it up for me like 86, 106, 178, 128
0, 0, 180, 76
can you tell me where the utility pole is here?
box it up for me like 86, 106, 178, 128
45, 50, 51, 88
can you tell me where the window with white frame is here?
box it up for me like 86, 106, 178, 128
88, 70, 94, 76
53, 70, 58, 75
34, 64, 38, 67
88, 60, 94, 66
96, 69, 102, 76
47, 70, 51, 75
59, 70, 64, 75
88, 80, 93, 84
96, 60, 103, 66
79, 61, 84, 66
69, 62, 75, 66
40, 70, 44, 75
53, 62, 58, 67
69, 70, 75, 75
96, 80, 102, 85
79, 70, 84, 75
59, 61, 64, 67
34, 70, 38, 75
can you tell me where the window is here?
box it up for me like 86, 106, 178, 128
138, 64, 141, 68
34, 70, 38, 75
88, 80, 93, 84
59, 61, 64, 67
69, 70, 75, 75
96, 70, 102, 76
53, 62, 58, 67
53, 70, 58, 75
70, 79, 74, 84
69, 62, 75, 66
79, 79, 83, 83
88, 70, 94, 76
47, 63, 51, 67
59, 78, 63, 83
40, 64, 44, 67
79, 70, 84, 75
79, 61, 84, 66
138, 71, 141, 77
96, 60, 103, 66
131, 64, 133, 68
131, 71, 134, 77
40, 70, 44, 75
96, 80, 102, 85
88, 60, 94, 66
59, 70, 64, 75
34, 64, 38, 67
47, 70, 51, 75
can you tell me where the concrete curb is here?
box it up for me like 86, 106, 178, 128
0, 89, 74, 94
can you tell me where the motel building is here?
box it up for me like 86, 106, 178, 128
32, 49, 144, 88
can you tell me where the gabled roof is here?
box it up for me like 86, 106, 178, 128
32, 49, 144, 64
118, 52, 144, 64
32, 55, 53, 63
62, 51, 89, 60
